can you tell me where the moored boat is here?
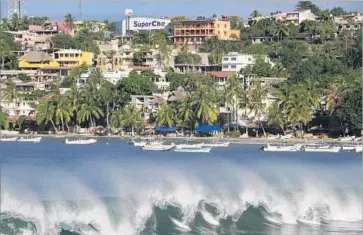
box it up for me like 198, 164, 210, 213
0, 137, 18, 142
202, 142, 229, 147
142, 143, 175, 151
132, 140, 147, 147
17, 136, 42, 143
303, 146, 341, 153
174, 147, 212, 153
65, 138, 97, 145
341, 144, 359, 151
355, 146, 362, 153
262, 144, 300, 152
175, 143, 204, 149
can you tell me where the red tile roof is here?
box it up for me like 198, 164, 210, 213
207, 71, 233, 78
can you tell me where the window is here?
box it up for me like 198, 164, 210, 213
223, 65, 228, 69
224, 24, 227, 28
231, 57, 236, 61
231, 65, 236, 69
248, 57, 252, 61
223, 58, 228, 61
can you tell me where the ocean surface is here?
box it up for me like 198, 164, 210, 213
1, 138, 362, 235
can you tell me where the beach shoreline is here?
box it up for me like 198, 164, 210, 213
2, 132, 357, 145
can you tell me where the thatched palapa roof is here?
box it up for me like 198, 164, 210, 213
20, 51, 52, 63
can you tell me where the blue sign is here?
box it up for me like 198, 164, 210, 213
133, 21, 166, 28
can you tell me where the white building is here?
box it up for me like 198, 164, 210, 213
1, 100, 36, 118
221, 52, 273, 72
119, 17, 171, 36
284, 9, 316, 25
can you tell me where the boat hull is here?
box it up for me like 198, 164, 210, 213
65, 139, 97, 145
303, 147, 341, 153
0, 137, 18, 142
142, 144, 175, 151
202, 142, 229, 147
174, 147, 212, 153
17, 137, 42, 143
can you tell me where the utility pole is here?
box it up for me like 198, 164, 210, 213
79, 0, 83, 21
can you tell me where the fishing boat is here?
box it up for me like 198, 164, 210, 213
142, 143, 175, 151
174, 147, 212, 153
131, 140, 147, 147
355, 146, 362, 153
0, 137, 18, 142
17, 136, 42, 143
175, 143, 204, 149
202, 141, 230, 147
262, 143, 301, 152
341, 144, 359, 151
303, 145, 341, 153
148, 140, 164, 145
65, 138, 97, 145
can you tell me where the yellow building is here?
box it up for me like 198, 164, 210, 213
173, 18, 241, 45
18, 49, 93, 70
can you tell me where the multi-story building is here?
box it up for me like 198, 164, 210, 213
97, 44, 134, 71
18, 50, 93, 70
53, 49, 93, 68
173, 18, 240, 46
117, 17, 171, 36
333, 13, 363, 35
221, 52, 273, 72
284, 9, 316, 25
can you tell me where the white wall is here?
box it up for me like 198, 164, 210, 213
222, 53, 273, 72
121, 17, 171, 35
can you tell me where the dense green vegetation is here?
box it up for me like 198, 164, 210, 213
0, 2, 361, 137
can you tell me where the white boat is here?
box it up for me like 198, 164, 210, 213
142, 143, 175, 151
175, 143, 204, 149
355, 146, 362, 153
262, 144, 300, 152
303, 146, 341, 153
174, 147, 212, 153
132, 140, 147, 147
17, 136, 42, 143
0, 137, 18, 142
341, 144, 359, 151
202, 142, 230, 147
354, 137, 362, 142
148, 140, 164, 145
65, 138, 97, 145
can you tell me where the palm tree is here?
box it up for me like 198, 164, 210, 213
267, 101, 286, 135
77, 92, 104, 127
298, 78, 321, 108
99, 81, 114, 128
120, 104, 143, 136
284, 92, 312, 138
248, 81, 267, 137
2, 81, 19, 104
222, 73, 242, 131
65, 13, 75, 31
156, 103, 176, 128
273, 22, 289, 41
36, 101, 58, 133
250, 10, 261, 18
177, 97, 195, 130
53, 91, 73, 132
325, 83, 348, 115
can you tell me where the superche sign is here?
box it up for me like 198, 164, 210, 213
133, 21, 166, 28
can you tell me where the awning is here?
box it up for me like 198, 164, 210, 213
195, 125, 222, 132
156, 126, 177, 132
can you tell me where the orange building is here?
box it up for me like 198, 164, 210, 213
173, 18, 240, 45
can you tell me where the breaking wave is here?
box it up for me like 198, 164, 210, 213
1, 153, 362, 235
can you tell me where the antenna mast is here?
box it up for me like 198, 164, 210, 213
79, 0, 83, 21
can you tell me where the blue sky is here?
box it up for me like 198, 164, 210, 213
1, 1, 362, 21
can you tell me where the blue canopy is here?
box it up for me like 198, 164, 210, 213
156, 126, 177, 132
195, 125, 222, 132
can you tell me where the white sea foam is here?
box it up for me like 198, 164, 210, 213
1, 157, 362, 235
